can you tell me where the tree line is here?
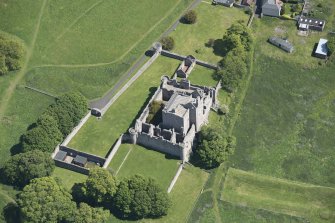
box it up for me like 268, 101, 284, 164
17, 168, 170, 223
217, 21, 253, 93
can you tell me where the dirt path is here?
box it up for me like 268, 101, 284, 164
0, 0, 48, 119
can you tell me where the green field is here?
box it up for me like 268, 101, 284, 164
68, 57, 180, 156
170, 3, 249, 64
108, 144, 180, 190
221, 168, 335, 222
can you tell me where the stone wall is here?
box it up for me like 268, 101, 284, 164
54, 160, 90, 175
137, 133, 182, 159
103, 135, 123, 168
62, 112, 91, 146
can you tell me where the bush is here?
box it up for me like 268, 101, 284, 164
2, 150, 55, 187
160, 36, 175, 51
183, 10, 197, 24
0, 33, 24, 76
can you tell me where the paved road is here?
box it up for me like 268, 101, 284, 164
89, 0, 203, 110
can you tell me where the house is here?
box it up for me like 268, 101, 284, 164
212, 0, 234, 7
262, 0, 281, 17
176, 55, 196, 78
314, 38, 328, 59
72, 155, 88, 167
268, 37, 294, 53
298, 17, 326, 32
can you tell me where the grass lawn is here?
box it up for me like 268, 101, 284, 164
221, 168, 335, 222
68, 57, 180, 156
109, 165, 209, 223
52, 167, 87, 191
188, 65, 218, 87
108, 144, 180, 190
252, 18, 328, 69
170, 3, 249, 64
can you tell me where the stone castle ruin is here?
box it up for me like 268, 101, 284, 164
125, 76, 219, 162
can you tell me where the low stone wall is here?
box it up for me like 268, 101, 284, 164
195, 59, 217, 70
61, 112, 91, 146
137, 133, 182, 159
161, 50, 218, 70
167, 163, 183, 193
103, 135, 124, 168
60, 146, 106, 164
54, 160, 89, 175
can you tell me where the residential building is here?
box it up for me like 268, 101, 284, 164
262, 0, 282, 17
298, 17, 326, 32
268, 37, 294, 53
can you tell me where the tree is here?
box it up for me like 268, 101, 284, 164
183, 10, 197, 24
2, 150, 55, 187
327, 36, 335, 56
17, 177, 76, 223
218, 46, 248, 92
73, 168, 118, 206
194, 127, 236, 168
113, 175, 170, 219
22, 114, 63, 152
72, 203, 110, 223
226, 22, 253, 51
0, 34, 24, 75
160, 36, 175, 51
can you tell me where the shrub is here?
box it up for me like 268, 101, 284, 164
183, 10, 197, 24
2, 150, 55, 187
160, 36, 175, 51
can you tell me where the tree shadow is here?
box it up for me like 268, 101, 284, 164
2, 202, 20, 223
213, 39, 227, 57
10, 142, 23, 156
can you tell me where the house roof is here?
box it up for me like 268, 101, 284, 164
54, 150, 67, 161
315, 38, 328, 56
269, 37, 294, 50
164, 93, 193, 117
73, 155, 87, 165
214, 0, 234, 4
298, 17, 325, 27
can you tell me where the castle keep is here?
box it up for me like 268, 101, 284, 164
126, 76, 219, 162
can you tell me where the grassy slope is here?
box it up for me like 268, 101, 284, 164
68, 57, 180, 156
221, 168, 335, 222
170, 3, 248, 64
109, 144, 180, 190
